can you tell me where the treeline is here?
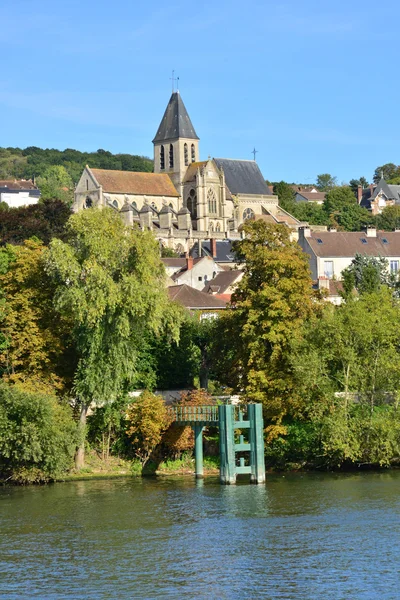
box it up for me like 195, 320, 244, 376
0, 146, 153, 183
2, 214, 400, 483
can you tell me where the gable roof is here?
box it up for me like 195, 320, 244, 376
153, 92, 199, 143
89, 168, 179, 197
202, 270, 242, 294
295, 191, 326, 201
305, 231, 400, 258
372, 178, 400, 202
168, 284, 227, 309
213, 159, 270, 195
0, 179, 40, 194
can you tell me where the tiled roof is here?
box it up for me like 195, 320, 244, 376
90, 168, 179, 197
161, 258, 187, 268
305, 231, 400, 257
0, 179, 38, 191
202, 270, 242, 294
168, 284, 227, 309
295, 191, 326, 201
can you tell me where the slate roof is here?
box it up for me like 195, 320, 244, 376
213, 159, 271, 195
190, 239, 237, 263
168, 284, 227, 309
153, 92, 199, 143
305, 231, 400, 258
89, 168, 179, 197
202, 270, 242, 294
372, 178, 400, 202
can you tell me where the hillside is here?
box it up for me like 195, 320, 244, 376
0, 146, 154, 183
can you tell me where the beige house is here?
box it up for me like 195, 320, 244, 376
73, 91, 302, 252
298, 227, 400, 281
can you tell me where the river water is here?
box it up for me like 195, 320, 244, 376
1, 472, 399, 599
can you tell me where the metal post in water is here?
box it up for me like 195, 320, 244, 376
194, 423, 204, 479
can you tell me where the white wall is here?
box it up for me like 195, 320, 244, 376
1, 192, 38, 208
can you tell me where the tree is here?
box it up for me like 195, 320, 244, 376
349, 177, 368, 195
290, 202, 329, 226
0, 382, 76, 483
0, 200, 71, 245
126, 391, 170, 466
323, 186, 373, 231
316, 173, 337, 191
0, 240, 75, 394
342, 254, 391, 297
373, 163, 400, 184
212, 221, 319, 438
376, 205, 400, 231
44, 208, 182, 469
273, 181, 296, 213
36, 165, 74, 205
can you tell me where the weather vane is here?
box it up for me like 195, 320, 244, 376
170, 70, 179, 92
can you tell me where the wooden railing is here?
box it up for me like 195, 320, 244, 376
169, 405, 219, 425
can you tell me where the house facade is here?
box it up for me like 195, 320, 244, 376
298, 227, 400, 281
0, 179, 40, 208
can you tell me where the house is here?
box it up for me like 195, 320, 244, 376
167, 255, 222, 291
203, 269, 243, 302
0, 179, 40, 208
359, 178, 400, 215
298, 227, 400, 282
313, 277, 344, 306
294, 189, 326, 204
168, 284, 227, 319
190, 238, 239, 267
73, 90, 302, 253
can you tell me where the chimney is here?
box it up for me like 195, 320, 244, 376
186, 255, 194, 270
210, 238, 217, 258
318, 276, 330, 290
369, 183, 375, 197
328, 227, 337, 232
300, 226, 311, 238
198, 238, 202, 257
366, 227, 377, 237
357, 185, 363, 204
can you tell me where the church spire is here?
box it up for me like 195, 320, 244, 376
152, 92, 199, 143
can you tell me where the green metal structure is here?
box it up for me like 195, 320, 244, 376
169, 403, 265, 484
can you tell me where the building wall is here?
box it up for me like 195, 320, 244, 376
174, 257, 223, 290
1, 192, 38, 208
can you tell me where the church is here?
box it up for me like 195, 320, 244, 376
73, 91, 301, 253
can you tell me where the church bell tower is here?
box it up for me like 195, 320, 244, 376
153, 91, 200, 196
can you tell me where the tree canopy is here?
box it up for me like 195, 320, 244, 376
316, 173, 337, 191
0, 200, 72, 246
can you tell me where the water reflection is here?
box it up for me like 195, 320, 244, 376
1, 472, 400, 599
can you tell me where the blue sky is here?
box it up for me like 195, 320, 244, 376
1, 0, 399, 183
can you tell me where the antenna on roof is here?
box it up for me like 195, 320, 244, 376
252, 148, 258, 161
170, 70, 179, 92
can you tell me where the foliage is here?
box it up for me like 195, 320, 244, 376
373, 163, 400, 184
0, 200, 72, 246
163, 389, 213, 458
212, 221, 319, 435
290, 202, 329, 226
87, 396, 131, 460
349, 177, 368, 194
0, 240, 75, 393
44, 208, 182, 467
324, 186, 373, 230
36, 165, 74, 205
161, 246, 180, 258
316, 173, 337, 191
0, 146, 153, 182
126, 391, 170, 466
376, 205, 400, 231
273, 181, 296, 213
342, 254, 393, 296
0, 383, 76, 483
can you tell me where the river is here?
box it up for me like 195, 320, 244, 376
1, 472, 399, 599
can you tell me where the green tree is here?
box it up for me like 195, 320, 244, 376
291, 202, 329, 226
373, 163, 400, 183
0, 200, 71, 245
36, 165, 74, 205
273, 181, 296, 213
323, 186, 372, 231
349, 177, 368, 195
126, 391, 170, 466
376, 205, 400, 231
212, 221, 319, 439
342, 254, 391, 297
316, 173, 337, 191
44, 208, 181, 469
0, 383, 76, 483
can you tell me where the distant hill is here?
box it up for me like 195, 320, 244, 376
0, 147, 154, 184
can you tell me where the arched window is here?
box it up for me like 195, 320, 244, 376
187, 188, 197, 219
85, 197, 93, 209
184, 143, 188, 166
112, 199, 119, 209
216, 222, 221, 232
169, 144, 174, 169
191, 144, 196, 162
160, 145, 165, 170
208, 189, 217, 214
169, 203, 174, 209
209, 222, 214, 232
243, 207, 255, 221
132, 201, 137, 209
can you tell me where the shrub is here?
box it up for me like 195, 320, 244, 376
126, 391, 170, 466
0, 383, 76, 483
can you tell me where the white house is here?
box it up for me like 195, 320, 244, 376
0, 180, 40, 208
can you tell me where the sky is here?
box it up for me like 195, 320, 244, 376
1, 0, 400, 184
